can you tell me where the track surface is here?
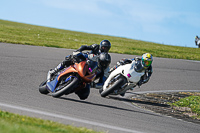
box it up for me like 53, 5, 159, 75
0, 43, 200, 133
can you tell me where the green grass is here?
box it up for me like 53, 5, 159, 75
172, 95, 200, 119
0, 19, 200, 60
0, 110, 101, 133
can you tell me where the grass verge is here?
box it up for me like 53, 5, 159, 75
0, 110, 101, 133
0, 19, 200, 60
171, 95, 200, 119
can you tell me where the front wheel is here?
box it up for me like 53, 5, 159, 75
52, 77, 79, 98
39, 80, 49, 94
100, 77, 125, 97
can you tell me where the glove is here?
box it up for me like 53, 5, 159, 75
88, 54, 98, 61
117, 58, 128, 66
109, 67, 116, 73
117, 61, 121, 66
73, 50, 80, 56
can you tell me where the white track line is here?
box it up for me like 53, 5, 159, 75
0, 102, 143, 133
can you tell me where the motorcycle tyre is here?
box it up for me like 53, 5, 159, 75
39, 80, 49, 94
100, 77, 124, 97
52, 78, 78, 98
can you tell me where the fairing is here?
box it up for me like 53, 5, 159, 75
46, 60, 97, 92
103, 60, 145, 91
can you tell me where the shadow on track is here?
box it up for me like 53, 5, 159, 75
56, 96, 163, 118
108, 95, 170, 108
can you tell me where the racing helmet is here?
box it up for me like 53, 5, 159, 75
141, 53, 153, 68
100, 40, 111, 53
99, 52, 111, 70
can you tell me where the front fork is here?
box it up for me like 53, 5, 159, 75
106, 74, 121, 88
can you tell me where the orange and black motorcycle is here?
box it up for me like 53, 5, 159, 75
39, 53, 98, 98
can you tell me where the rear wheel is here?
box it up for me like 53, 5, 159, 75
39, 80, 49, 94
52, 77, 79, 98
100, 77, 125, 97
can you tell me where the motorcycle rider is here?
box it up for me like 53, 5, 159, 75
195, 35, 198, 45
195, 35, 200, 47
75, 52, 111, 100
110, 53, 153, 90
47, 40, 111, 100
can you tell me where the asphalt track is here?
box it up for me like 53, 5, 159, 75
0, 43, 200, 133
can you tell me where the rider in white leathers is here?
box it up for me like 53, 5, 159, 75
110, 53, 153, 88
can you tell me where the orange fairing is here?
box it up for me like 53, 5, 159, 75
58, 61, 96, 83
57, 66, 78, 81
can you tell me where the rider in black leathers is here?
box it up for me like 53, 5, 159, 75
47, 40, 111, 100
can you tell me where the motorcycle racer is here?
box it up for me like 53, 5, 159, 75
195, 35, 200, 48
72, 39, 111, 89
47, 40, 111, 100
110, 53, 153, 88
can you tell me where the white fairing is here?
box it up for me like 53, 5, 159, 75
103, 60, 145, 91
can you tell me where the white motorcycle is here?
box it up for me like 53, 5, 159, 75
100, 59, 145, 97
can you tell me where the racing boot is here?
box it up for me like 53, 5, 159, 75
47, 63, 63, 81
47, 69, 58, 82
95, 76, 107, 89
